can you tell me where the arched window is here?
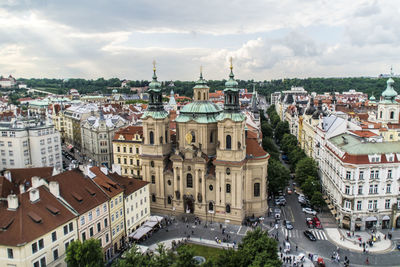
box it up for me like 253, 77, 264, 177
160, 136, 163, 144
380, 111, 383, 118
203, 92, 206, 100
210, 131, 213, 143
226, 204, 231, 213
151, 175, 155, 184
191, 131, 196, 143
208, 202, 214, 211
167, 196, 172, 204
165, 130, 168, 143
229, 94, 232, 104
390, 111, 394, 119
198, 91, 201, 100
254, 183, 260, 197
149, 131, 154, 145
186, 173, 193, 188
226, 135, 232, 150
152, 194, 156, 202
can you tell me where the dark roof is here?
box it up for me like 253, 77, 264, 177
90, 167, 123, 198
8, 167, 53, 185
0, 186, 76, 246
48, 170, 109, 214
108, 172, 148, 196
0, 176, 19, 197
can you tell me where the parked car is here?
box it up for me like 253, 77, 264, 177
284, 220, 294, 230
396, 241, 400, 250
302, 207, 317, 215
304, 230, 317, 241
306, 218, 313, 228
287, 187, 293, 194
313, 217, 322, 229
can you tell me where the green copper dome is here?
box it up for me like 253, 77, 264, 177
180, 101, 221, 114
224, 68, 239, 90
193, 70, 209, 89
369, 93, 376, 101
381, 77, 397, 103
148, 66, 161, 92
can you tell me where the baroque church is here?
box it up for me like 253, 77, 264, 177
140, 63, 269, 224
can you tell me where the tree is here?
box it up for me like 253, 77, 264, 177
295, 157, 318, 185
311, 191, 325, 210
172, 245, 196, 267
274, 121, 290, 143
262, 137, 279, 160
280, 134, 298, 154
66, 239, 103, 267
267, 158, 290, 194
301, 176, 320, 199
261, 121, 273, 138
288, 148, 305, 171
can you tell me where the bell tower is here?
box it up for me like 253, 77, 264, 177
378, 77, 399, 124
141, 61, 171, 213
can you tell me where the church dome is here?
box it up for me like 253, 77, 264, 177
180, 101, 221, 114
381, 77, 397, 101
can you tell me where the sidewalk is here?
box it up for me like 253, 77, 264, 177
325, 227, 393, 254
147, 237, 235, 251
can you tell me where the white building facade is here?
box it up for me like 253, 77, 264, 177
0, 118, 62, 171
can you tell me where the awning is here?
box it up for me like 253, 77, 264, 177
149, 215, 164, 222
67, 145, 73, 150
129, 226, 152, 240
342, 219, 350, 226
143, 220, 158, 228
382, 215, 391, 220
365, 216, 377, 222
331, 209, 337, 216
323, 195, 328, 200
328, 204, 334, 210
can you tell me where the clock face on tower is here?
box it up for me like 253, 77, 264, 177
185, 132, 192, 144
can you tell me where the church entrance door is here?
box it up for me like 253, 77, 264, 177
184, 196, 194, 214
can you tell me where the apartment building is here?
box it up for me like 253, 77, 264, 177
89, 167, 125, 255
81, 113, 127, 167
112, 126, 143, 178
0, 117, 62, 171
108, 173, 150, 235
0, 178, 77, 267
49, 170, 113, 261
63, 104, 98, 149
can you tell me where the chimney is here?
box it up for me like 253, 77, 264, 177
49, 181, 60, 198
7, 194, 18, 210
29, 188, 40, 203
31, 176, 41, 188
4, 170, 11, 182
100, 166, 108, 175
19, 184, 25, 194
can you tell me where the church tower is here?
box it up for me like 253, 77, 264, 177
378, 77, 399, 124
141, 62, 171, 212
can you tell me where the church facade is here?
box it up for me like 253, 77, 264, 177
140, 64, 269, 224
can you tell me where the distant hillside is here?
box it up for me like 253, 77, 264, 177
16, 77, 399, 98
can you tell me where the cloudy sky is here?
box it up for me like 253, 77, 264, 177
0, 0, 399, 80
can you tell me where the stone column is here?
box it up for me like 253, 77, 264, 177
221, 172, 225, 206
201, 170, 205, 204
159, 166, 164, 200
216, 171, 220, 205
195, 169, 198, 201
233, 173, 237, 208
173, 167, 178, 196
180, 167, 183, 199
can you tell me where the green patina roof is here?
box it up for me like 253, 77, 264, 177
142, 110, 168, 119
175, 101, 221, 124
180, 101, 221, 114
148, 68, 161, 92
224, 67, 239, 92
216, 112, 245, 122
193, 71, 209, 89
380, 78, 397, 103
329, 133, 400, 155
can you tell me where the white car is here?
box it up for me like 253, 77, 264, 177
302, 207, 317, 215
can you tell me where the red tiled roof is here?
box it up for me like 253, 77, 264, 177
48, 170, 109, 214
8, 167, 53, 185
0, 186, 76, 246
113, 126, 143, 141
246, 137, 269, 159
0, 176, 19, 198
108, 172, 148, 196
91, 167, 123, 198
349, 130, 378, 138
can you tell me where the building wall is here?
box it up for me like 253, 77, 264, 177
0, 125, 62, 171
109, 192, 125, 254
0, 219, 77, 267
124, 184, 150, 235
77, 202, 112, 260
112, 138, 142, 178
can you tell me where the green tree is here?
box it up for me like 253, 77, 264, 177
172, 245, 196, 267
262, 137, 279, 160
288, 148, 305, 171
295, 157, 318, 185
66, 239, 103, 267
274, 121, 289, 143
311, 191, 325, 210
301, 176, 320, 199
261, 122, 273, 138
267, 158, 290, 194
280, 134, 298, 154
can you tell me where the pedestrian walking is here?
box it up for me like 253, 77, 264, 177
365, 257, 370, 265
296, 245, 298, 251
280, 246, 282, 252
